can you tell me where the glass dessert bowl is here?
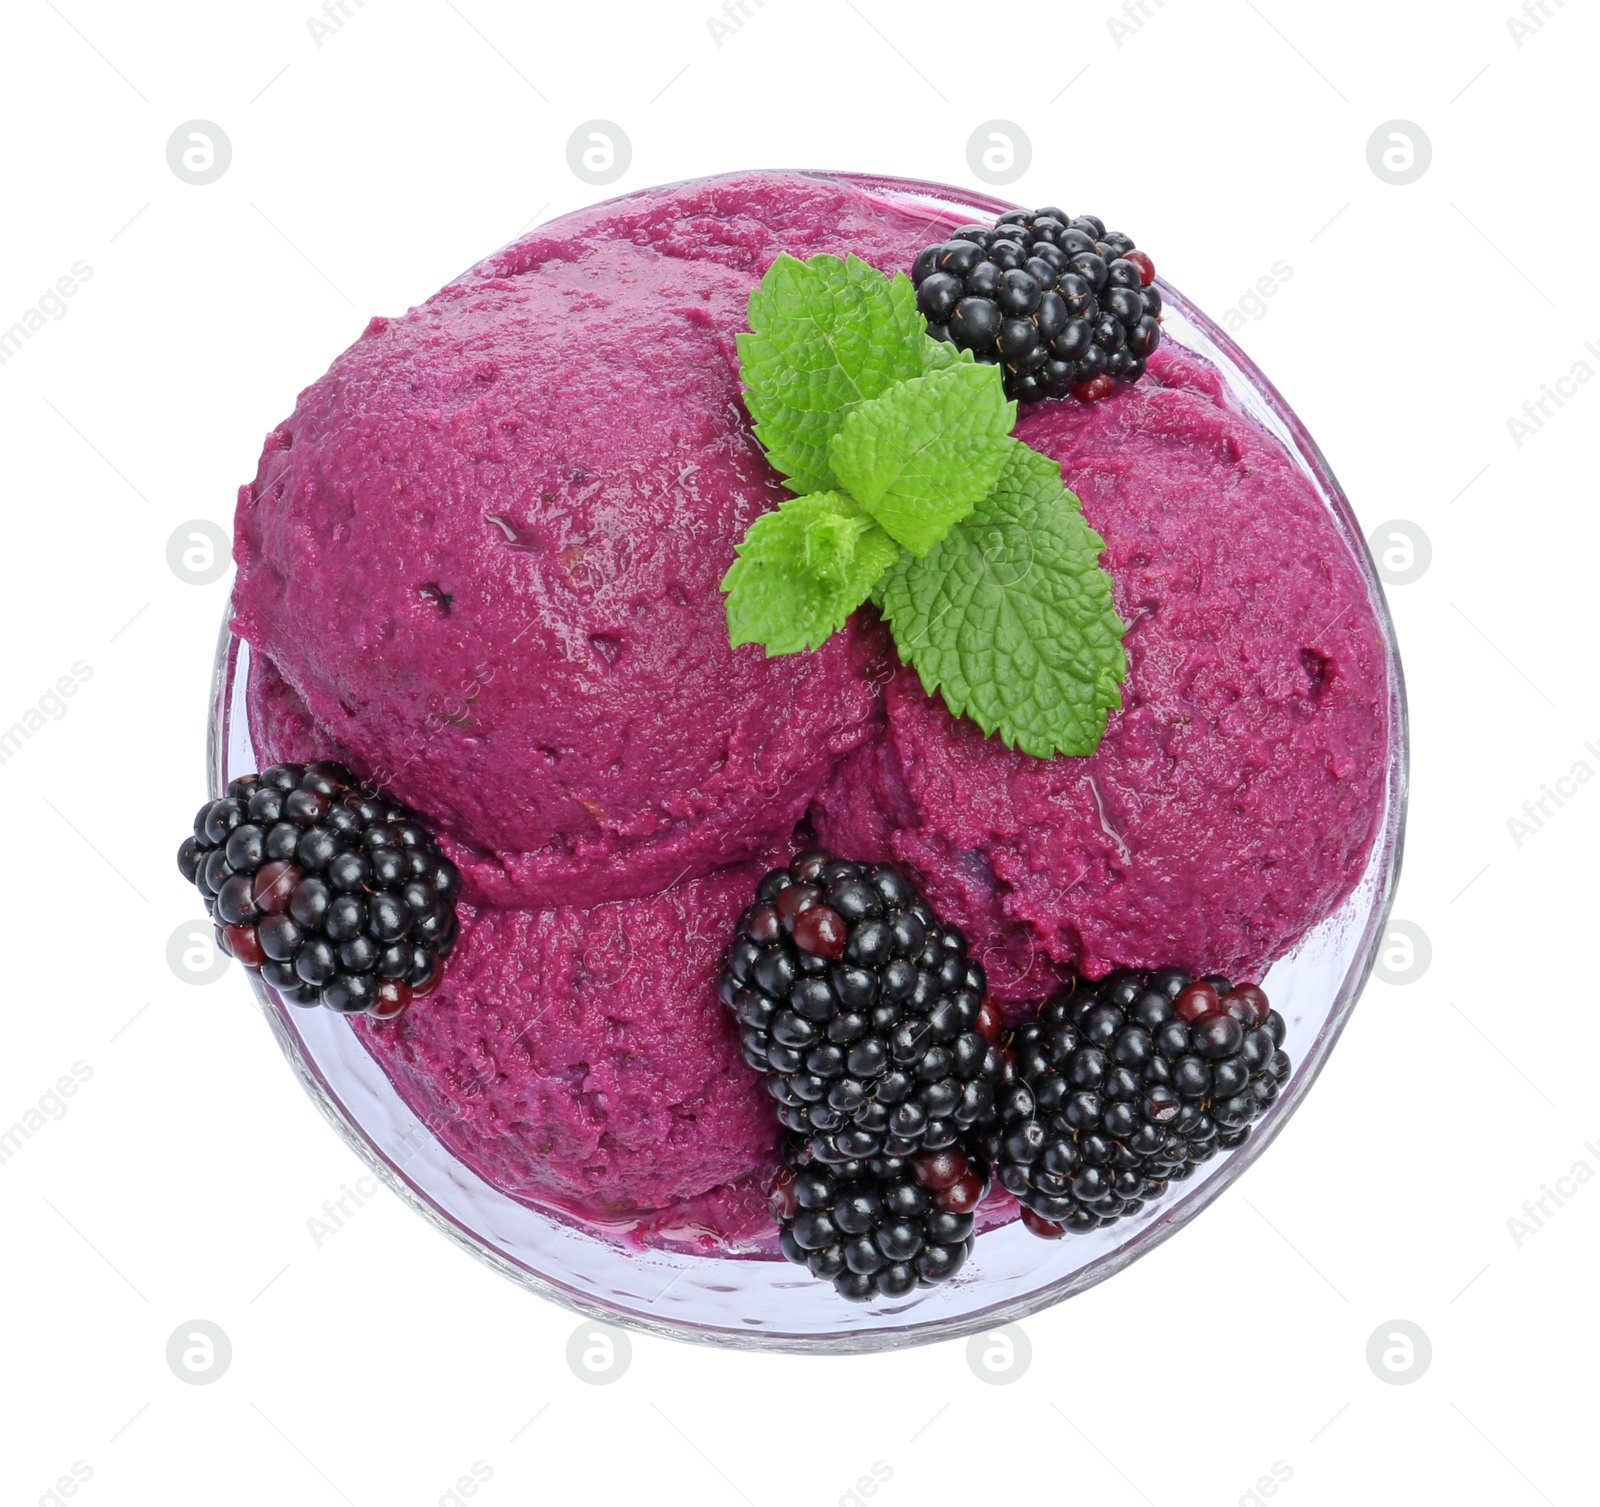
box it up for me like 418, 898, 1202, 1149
203, 172, 1407, 1352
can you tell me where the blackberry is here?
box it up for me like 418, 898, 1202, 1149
985, 969, 1290, 1236
717, 851, 1006, 1165
177, 761, 461, 1018
768, 1141, 985, 1301
910, 206, 1161, 404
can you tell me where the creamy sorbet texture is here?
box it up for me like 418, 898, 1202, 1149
234, 171, 1389, 1247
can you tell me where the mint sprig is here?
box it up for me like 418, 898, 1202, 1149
723, 252, 1129, 758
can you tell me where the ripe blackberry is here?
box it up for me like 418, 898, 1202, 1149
985, 969, 1290, 1236
177, 762, 461, 1018
768, 1141, 985, 1301
717, 851, 1006, 1165
910, 206, 1161, 404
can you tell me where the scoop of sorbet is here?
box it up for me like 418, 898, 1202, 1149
357, 861, 782, 1246
232, 212, 889, 910
813, 348, 1389, 995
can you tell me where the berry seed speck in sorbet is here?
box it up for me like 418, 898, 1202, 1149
185, 170, 1405, 1349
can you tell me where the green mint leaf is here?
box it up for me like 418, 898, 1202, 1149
722, 492, 901, 656
736, 253, 927, 494
828, 362, 1016, 556
920, 336, 975, 371
878, 442, 1128, 758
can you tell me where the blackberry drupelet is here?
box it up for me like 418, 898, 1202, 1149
717, 851, 1006, 1166
768, 1141, 986, 1301
985, 969, 1290, 1236
910, 206, 1161, 404
177, 762, 461, 1018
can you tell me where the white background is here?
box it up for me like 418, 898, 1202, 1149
1, 1, 1596, 1503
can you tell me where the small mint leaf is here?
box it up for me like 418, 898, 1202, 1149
921, 336, 975, 371
828, 362, 1016, 556
878, 443, 1128, 757
736, 253, 928, 494
722, 492, 900, 656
